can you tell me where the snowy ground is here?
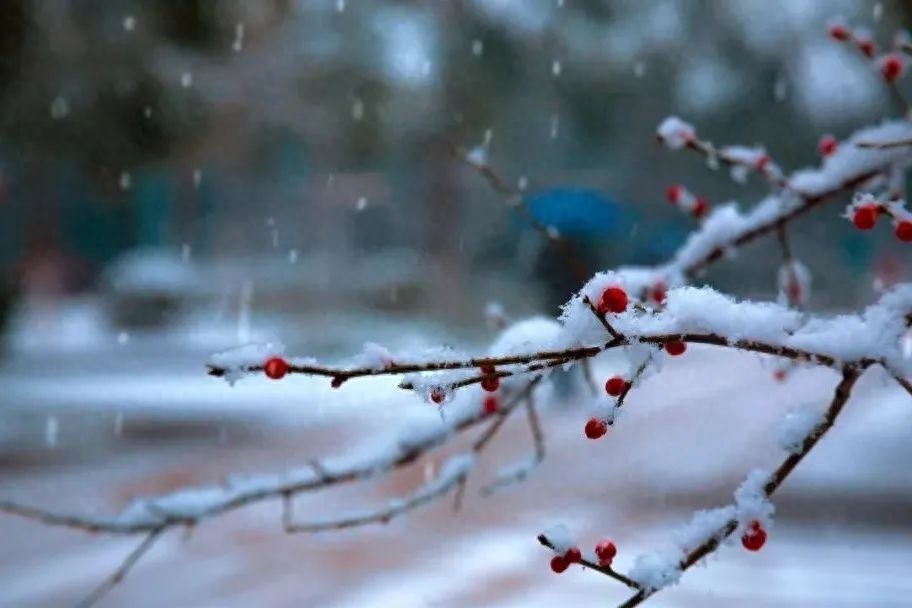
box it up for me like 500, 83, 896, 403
1, 308, 912, 607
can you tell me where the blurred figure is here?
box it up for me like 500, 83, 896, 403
527, 187, 633, 313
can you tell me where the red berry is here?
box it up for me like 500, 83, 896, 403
598, 286, 628, 315
564, 547, 582, 563
550, 555, 569, 574
858, 38, 877, 58
664, 341, 687, 356
595, 540, 617, 566
881, 54, 905, 82
818, 135, 838, 157
652, 281, 668, 304
483, 395, 499, 415
785, 279, 802, 302
896, 220, 912, 242
263, 357, 289, 380
852, 205, 878, 230
480, 364, 496, 375
828, 24, 850, 41
605, 376, 627, 397
666, 184, 683, 204
585, 417, 608, 440
773, 369, 787, 382
692, 197, 709, 218
430, 387, 446, 405
755, 154, 770, 171
741, 522, 767, 551
481, 375, 500, 392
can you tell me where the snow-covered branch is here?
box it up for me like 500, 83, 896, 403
616, 367, 864, 607
0, 376, 544, 536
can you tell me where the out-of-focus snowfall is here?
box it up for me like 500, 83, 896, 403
1, 1, 912, 607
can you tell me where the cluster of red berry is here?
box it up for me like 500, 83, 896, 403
586, 286, 687, 440
851, 203, 912, 242
828, 23, 905, 82
549, 539, 618, 573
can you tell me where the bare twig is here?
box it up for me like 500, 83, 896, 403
614, 356, 654, 416
75, 526, 165, 608
776, 224, 806, 312
581, 359, 599, 396
481, 395, 546, 495
883, 363, 912, 398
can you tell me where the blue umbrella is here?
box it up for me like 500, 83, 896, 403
523, 187, 634, 238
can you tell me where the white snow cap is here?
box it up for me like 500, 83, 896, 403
657, 116, 696, 149
776, 403, 825, 454
208, 341, 285, 384
487, 316, 562, 390
628, 551, 682, 591
733, 469, 775, 531
541, 523, 576, 553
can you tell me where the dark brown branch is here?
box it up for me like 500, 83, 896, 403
856, 138, 912, 149
583, 295, 623, 340
209, 330, 852, 386
613, 357, 653, 417
208, 346, 602, 381
892, 373, 912, 397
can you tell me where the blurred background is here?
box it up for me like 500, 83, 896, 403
2, 1, 912, 607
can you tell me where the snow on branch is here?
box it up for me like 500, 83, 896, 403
658, 116, 786, 188
0, 376, 545, 536
615, 368, 864, 607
